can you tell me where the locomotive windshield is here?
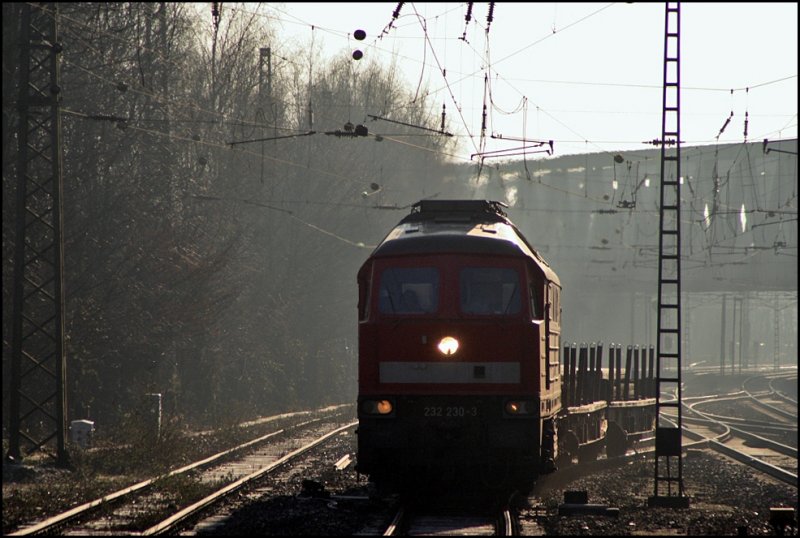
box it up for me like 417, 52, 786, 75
460, 267, 521, 315
378, 267, 439, 314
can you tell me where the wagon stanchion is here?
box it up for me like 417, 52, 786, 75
608, 343, 616, 402
570, 344, 578, 407
624, 346, 633, 401
578, 344, 588, 405
633, 345, 641, 400
595, 343, 604, 403
615, 345, 622, 401
589, 344, 597, 403
563, 344, 572, 407
641, 346, 648, 400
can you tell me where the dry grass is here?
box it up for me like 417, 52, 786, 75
2, 414, 245, 534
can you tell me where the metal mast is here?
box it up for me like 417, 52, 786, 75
649, 1, 689, 508
8, 2, 68, 465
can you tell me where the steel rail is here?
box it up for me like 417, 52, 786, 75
499, 507, 517, 536
682, 401, 797, 486
7, 407, 354, 536
769, 377, 798, 405
383, 506, 406, 536
142, 421, 357, 535
704, 438, 797, 487
7, 428, 287, 536
682, 414, 796, 457
742, 375, 798, 421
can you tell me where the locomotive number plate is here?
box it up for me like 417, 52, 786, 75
423, 405, 479, 418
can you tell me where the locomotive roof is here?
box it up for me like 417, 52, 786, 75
399, 199, 511, 225
369, 200, 558, 282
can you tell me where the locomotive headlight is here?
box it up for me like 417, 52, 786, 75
437, 336, 459, 356
504, 400, 534, 416
362, 399, 393, 415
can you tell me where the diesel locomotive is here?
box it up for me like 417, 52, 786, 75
355, 199, 564, 488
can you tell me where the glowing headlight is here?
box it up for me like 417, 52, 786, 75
505, 400, 534, 415
437, 336, 459, 356
362, 399, 393, 415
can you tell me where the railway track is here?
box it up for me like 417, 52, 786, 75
680, 418, 797, 487
7, 374, 794, 536
743, 372, 798, 424
7, 411, 357, 536
686, 373, 797, 442
364, 373, 797, 537
380, 502, 518, 536
676, 374, 797, 487
372, 373, 796, 538
369, 435, 681, 537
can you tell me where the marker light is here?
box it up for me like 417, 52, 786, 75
437, 336, 459, 356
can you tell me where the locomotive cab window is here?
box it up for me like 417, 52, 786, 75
378, 267, 439, 314
460, 267, 520, 315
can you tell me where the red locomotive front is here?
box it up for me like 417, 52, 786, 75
356, 200, 561, 489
